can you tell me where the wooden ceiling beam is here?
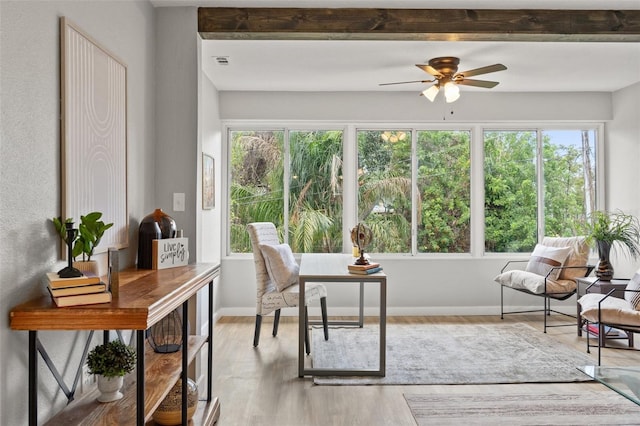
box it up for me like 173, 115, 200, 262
198, 8, 640, 42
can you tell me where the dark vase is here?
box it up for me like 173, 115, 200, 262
137, 209, 177, 269
595, 240, 614, 281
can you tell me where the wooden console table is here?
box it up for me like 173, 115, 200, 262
10, 263, 221, 426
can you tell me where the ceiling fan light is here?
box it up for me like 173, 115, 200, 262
444, 82, 460, 103
423, 85, 439, 102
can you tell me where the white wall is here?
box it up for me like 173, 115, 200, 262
220, 91, 612, 122
0, 1, 156, 424
217, 88, 640, 318
155, 7, 199, 259
607, 81, 640, 278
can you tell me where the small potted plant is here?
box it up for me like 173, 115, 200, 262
583, 210, 640, 280
87, 340, 136, 402
52, 212, 113, 275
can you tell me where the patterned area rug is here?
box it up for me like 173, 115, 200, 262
311, 322, 596, 385
404, 391, 640, 425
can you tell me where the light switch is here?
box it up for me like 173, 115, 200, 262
173, 193, 185, 211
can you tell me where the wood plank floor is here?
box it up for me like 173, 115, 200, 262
211, 315, 640, 425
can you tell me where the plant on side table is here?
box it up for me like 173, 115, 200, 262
583, 210, 640, 281
86, 340, 136, 403
52, 212, 113, 276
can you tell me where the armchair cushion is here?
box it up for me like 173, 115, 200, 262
541, 236, 589, 281
525, 243, 572, 281
494, 270, 575, 294
259, 243, 299, 292
579, 292, 640, 326
625, 272, 640, 310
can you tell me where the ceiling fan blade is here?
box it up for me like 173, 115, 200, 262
379, 79, 434, 86
456, 64, 507, 78
415, 64, 443, 78
457, 79, 500, 88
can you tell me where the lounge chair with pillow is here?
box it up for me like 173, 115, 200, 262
495, 236, 594, 332
578, 270, 640, 365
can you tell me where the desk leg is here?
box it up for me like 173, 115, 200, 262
29, 330, 37, 426
359, 282, 364, 327
136, 330, 145, 426
298, 277, 306, 377
380, 277, 387, 377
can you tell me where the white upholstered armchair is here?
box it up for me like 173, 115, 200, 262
247, 222, 329, 353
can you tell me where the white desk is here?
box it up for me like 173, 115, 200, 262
298, 253, 387, 377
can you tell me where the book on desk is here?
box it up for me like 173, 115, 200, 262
46, 271, 101, 288
348, 263, 382, 275
45, 271, 111, 307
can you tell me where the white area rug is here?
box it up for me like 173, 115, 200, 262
404, 391, 640, 425
311, 322, 596, 385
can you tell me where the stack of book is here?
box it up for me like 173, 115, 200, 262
46, 272, 111, 307
348, 262, 382, 275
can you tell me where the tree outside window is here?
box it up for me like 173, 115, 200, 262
229, 129, 343, 253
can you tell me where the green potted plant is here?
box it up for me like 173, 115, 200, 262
583, 210, 640, 280
87, 340, 136, 402
52, 212, 113, 274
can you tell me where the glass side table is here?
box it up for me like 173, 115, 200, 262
579, 365, 640, 406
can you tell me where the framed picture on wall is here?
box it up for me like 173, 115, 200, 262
203, 153, 215, 210
60, 17, 128, 252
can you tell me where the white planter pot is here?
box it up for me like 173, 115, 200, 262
96, 375, 124, 403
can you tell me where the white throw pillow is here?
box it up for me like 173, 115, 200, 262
525, 244, 572, 281
625, 271, 640, 310
259, 243, 299, 292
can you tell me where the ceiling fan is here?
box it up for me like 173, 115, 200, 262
380, 56, 507, 103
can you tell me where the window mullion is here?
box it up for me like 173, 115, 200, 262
283, 128, 290, 243
411, 129, 417, 255
536, 130, 544, 242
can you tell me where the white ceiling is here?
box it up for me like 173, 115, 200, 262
202, 39, 640, 93
156, 0, 640, 93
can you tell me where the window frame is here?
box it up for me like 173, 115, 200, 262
223, 121, 605, 257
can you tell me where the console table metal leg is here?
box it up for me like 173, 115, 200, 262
182, 301, 189, 426
29, 330, 37, 426
136, 330, 145, 426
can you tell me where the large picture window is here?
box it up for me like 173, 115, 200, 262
229, 129, 343, 253
228, 124, 600, 255
484, 129, 597, 253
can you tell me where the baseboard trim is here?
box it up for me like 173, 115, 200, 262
215, 305, 576, 317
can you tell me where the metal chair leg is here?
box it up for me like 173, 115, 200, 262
320, 297, 329, 341
543, 297, 548, 333
272, 309, 281, 337
500, 285, 504, 319
253, 314, 262, 347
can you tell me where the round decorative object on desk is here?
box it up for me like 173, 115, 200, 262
152, 378, 198, 425
137, 208, 177, 269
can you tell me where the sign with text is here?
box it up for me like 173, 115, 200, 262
152, 237, 189, 270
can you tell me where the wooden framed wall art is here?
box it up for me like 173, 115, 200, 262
202, 153, 215, 210
60, 17, 128, 251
